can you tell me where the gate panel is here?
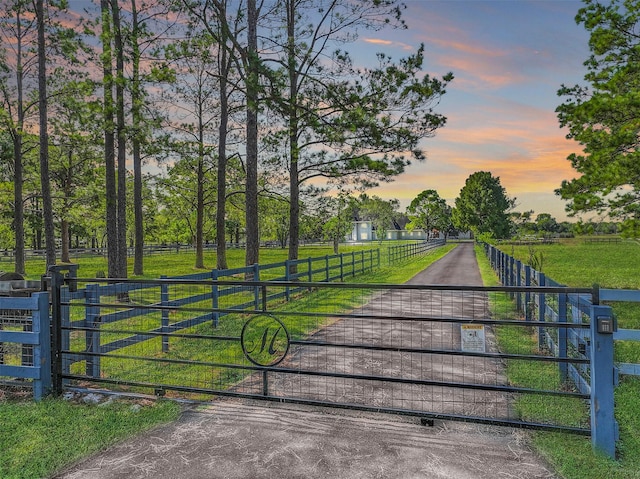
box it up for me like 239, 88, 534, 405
56, 278, 592, 434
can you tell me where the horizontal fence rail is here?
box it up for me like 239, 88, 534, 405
52, 250, 381, 380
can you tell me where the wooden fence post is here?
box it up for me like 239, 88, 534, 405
351, 251, 355, 277
325, 255, 330, 282
60, 286, 71, 386
285, 260, 291, 300
558, 292, 568, 383
538, 272, 546, 350
253, 264, 260, 310
509, 256, 515, 298
524, 265, 531, 322
516, 260, 522, 312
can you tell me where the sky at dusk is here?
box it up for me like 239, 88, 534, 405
358, 0, 591, 222
55, 1, 592, 222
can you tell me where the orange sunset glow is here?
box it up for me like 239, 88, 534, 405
360, 0, 590, 221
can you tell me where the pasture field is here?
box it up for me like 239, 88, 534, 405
481, 241, 640, 479
0, 243, 455, 479
0, 243, 382, 280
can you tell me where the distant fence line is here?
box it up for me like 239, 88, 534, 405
1, 242, 285, 261
0, 239, 435, 263
387, 238, 446, 264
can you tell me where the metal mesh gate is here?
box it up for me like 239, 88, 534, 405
53, 277, 593, 434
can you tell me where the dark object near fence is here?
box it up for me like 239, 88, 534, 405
0, 272, 41, 297
0, 272, 25, 281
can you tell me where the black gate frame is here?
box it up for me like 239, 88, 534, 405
49, 272, 595, 436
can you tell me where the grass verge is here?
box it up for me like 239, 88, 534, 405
475, 244, 640, 479
0, 397, 181, 479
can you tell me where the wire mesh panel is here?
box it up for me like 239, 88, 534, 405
58, 279, 591, 434
0, 308, 34, 369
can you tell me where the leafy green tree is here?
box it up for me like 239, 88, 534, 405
556, 0, 640, 235
181, 0, 242, 270
48, 79, 103, 262
263, 0, 452, 264
127, 0, 176, 275
259, 196, 290, 248
535, 213, 558, 235
322, 196, 353, 254
156, 157, 217, 257
452, 171, 515, 239
406, 189, 451, 238
182, 0, 263, 269
510, 210, 535, 236
0, 0, 40, 273
162, 33, 221, 269
35, 0, 57, 267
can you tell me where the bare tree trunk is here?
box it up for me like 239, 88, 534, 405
131, 0, 144, 276
36, 0, 56, 269
101, 0, 118, 278
216, 13, 229, 271
195, 153, 205, 269
112, 0, 127, 279
11, 10, 26, 275
12, 135, 25, 275
287, 0, 299, 269
61, 219, 70, 263
245, 0, 259, 269
216, 91, 228, 270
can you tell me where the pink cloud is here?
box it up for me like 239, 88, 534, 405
362, 37, 415, 51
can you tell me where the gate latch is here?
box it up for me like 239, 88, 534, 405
597, 316, 616, 334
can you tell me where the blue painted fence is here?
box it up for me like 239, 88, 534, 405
483, 243, 640, 458
4, 243, 440, 398
0, 292, 50, 400
60, 249, 381, 377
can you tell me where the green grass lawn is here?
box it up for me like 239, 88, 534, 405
0, 242, 399, 280
478, 242, 640, 479
0, 398, 181, 479
0, 242, 455, 479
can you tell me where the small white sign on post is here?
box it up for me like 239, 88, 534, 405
461, 324, 485, 352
